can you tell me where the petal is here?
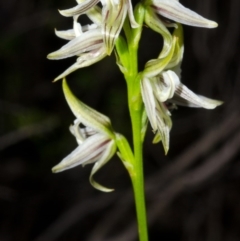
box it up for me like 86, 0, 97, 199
73, 15, 82, 36
165, 23, 184, 69
53, 46, 107, 81
126, 0, 139, 28
102, 0, 128, 55
62, 79, 115, 138
59, 0, 99, 17
165, 70, 223, 109
52, 133, 110, 172
69, 119, 86, 144
149, 0, 218, 28
155, 102, 172, 154
54, 13, 99, 42
89, 140, 117, 192
47, 29, 103, 60
55, 29, 76, 40
79, 126, 97, 138
141, 77, 157, 131
69, 119, 97, 144
153, 69, 180, 102
172, 84, 223, 109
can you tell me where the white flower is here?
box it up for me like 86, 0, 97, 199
48, 0, 139, 79
56, 0, 138, 54
141, 70, 222, 154
52, 79, 117, 192
47, 14, 107, 81
140, 25, 222, 154
141, 76, 172, 154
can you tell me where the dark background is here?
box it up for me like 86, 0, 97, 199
1, 0, 240, 240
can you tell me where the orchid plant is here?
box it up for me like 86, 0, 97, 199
48, 0, 222, 240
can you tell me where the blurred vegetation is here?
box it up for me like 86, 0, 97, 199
1, 0, 240, 240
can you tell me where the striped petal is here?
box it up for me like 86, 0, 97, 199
102, 0, 128, 55
59, 0, 100, 17
141, 77, 157, 130
172, 84, 223, 109
162, 70, 223, 109
53, 46, 107, 81
126, 0, 139, 28
47, 29, 103, 60
52, 133, 111, 172
155, 101, 172, 154
148, 0, 218, 28
55, 29, 76, 40
89, 139, 117, 192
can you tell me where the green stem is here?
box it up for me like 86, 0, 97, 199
130, 103, 149, 241
116, 5, 148, 240
126, 32, 149, 241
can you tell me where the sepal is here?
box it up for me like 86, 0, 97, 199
166, 24, 184, 69
62, 79, 114, 138
130, 3, 145, 47
142, 36, 176, 78
59, 0, 100, 17
52, 133, 110, 172
102, 0, 128, 55
145, 8, 172, 58
47, 29, 103, 60
155, 102, 172, 154
89, 139, 117, 192
148, 0, 218, 28
53, 47, 107, 81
